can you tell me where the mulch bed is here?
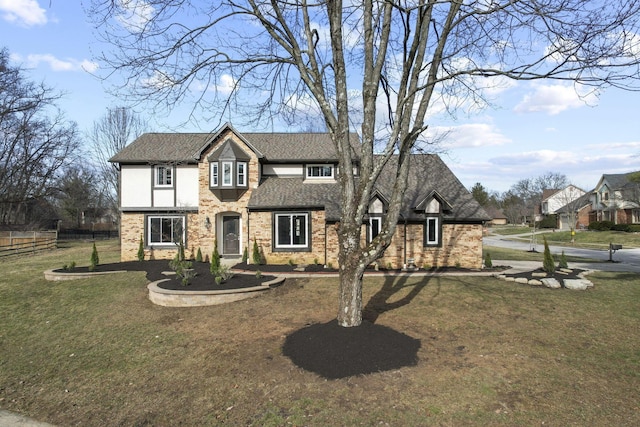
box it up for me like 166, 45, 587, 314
504, 267, 587, 281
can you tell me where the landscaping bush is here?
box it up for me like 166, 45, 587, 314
137, 235, 145, 261
612, 223, 631, 232
629, 224, 640, 232
536, 214, 557, 229
588, 220, 615, 231
484, 252, 492, 268
542, 237, 555, 274
89, 242, 100, 271
558, 250, 568, 269
211, 241, 220, 275
196, 247, 203, 262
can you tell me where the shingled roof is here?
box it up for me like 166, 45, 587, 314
110, 125, 360, 164
249, 154, 490, 222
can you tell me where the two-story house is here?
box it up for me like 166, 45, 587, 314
110, 123, 489, 269
591, 172, 640, 224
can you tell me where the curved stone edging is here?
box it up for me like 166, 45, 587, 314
493, 269, 594, 290
44, 269, 128, 281
147, 276, 285, 307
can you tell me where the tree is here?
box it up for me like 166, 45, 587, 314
470, 183, 490, 207
0, 48, 80, 227
55, 165, 102, 228
89, 106, 148, 222
92, 1, 640, 327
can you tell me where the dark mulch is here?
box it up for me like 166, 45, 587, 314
282, 320, 421, 380
54, 260, 276, 291
232, 261, 336, 273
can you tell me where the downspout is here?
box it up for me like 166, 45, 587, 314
401, 213, 407, 269
246, 207, 250, 264
324, 221, 328, 268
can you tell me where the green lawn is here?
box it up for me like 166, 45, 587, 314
1, 241, 639, 426
491, 226, 640, 249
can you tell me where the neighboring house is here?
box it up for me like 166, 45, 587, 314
540, 185, 586, 229
483, 206, 508, 226
556, 191, 593, 231
591, 172, 640, 224
110, 123, 490, 269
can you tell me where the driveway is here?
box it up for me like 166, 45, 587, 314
484, 233, 640, 273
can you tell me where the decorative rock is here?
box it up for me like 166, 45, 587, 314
528, 279, 543, 286
514, 277, 529, 284
532, 272, 547, 278
560, 268, 573, 273
504, 277, 516, 282
564, 279, 593, 290
541, 278, 561, 289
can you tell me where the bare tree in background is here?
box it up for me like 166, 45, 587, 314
90, 107, 148, 223
0, 48, 80, 228
92, 0, 640, 327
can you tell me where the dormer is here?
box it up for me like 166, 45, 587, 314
304, 163, 336, 182
208, 138, 251, 200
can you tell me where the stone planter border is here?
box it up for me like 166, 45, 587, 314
44, 269, 127, 281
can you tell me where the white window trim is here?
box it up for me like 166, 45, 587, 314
306, 164, 334, 179
210, 162, 218, 187
154, 165, 173, 188
237, 161, 247, 187
147, 215, 185, 246
222, 161, 233, 186
425, 216, 439, 246
369, 217, 381, 242
274, 213, 309, 249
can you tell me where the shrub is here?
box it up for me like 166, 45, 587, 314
63, 261, 76, 271
612, 223, 631, 232
89, 242, 99, 271
629, 224, 640, 232
252, 239, 261, 265
588, 220, 615, 231
210, 241, 220, 275
196, 247, 203, 263
137, 235, 145, 261
536, 214, 557, 229
215, 276, 223, 286
255, 270, 262, 279
542, 237, 555, 274
242, 246, 248, 263
484, 252, 492, 268
558, 250, 568, 269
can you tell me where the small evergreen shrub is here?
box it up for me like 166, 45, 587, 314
542, 237, 555, 274
215, 276, 223, 286
63, 261, 76, 271
252, 239, 261, 265
588, 220, 615, 231
612, 223, 631, 232
255, 270, 262, 279
210, 241, 220, 275
137, 235, 145, 261
558, 250, 568, 269
89, 242, 99, 271
242, 247, 248, 263
196, 247, 203, 263
484, 253, 492, 268
536, 214, 558, 229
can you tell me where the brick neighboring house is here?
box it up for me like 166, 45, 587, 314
591, 172, 640, 224
110, 123, 490, 269
540, 185, 586, 229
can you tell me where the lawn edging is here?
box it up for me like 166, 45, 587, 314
44, 268, 127, 281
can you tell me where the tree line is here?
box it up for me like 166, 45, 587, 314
0, 48, 146, 231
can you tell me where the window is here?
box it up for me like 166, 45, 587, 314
274, 213, 309, 249
222, 161, 233, 186
211, 163, 218, 186
369, 217, 381, 242
155, 165, 173, 187
424, 216, 441, 247
306, 165, 333, 179
148, 216, 184, 246
237, 162, 247, 187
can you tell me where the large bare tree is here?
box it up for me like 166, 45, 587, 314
89, 106, 148, 220
92, 0, 640, 326
0, 48, 80, 227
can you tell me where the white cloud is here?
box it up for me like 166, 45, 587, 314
514, 83, 598, 115
16, 53, 97, 73
116, 0, 154, 33
0, 0, 47, 27
426, 123, 511, 149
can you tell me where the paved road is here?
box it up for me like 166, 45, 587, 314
484, 233, 640, 273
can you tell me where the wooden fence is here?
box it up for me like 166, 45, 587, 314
0, 231, 57, 258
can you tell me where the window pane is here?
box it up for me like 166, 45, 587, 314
223, 162, 232, 185
292, 215, 306, 245
150, 218, 161, 243
427, 218, 437, 244
172, 218, 183, 244
371, 218, 380, 240
161, 218, 173, 243
237, 162, 246, 186
211, 163, 218, 186
277, 215, 291, 246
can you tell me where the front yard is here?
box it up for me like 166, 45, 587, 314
1, 241, 638, 426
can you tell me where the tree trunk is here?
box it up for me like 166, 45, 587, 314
336, 221, 367, 327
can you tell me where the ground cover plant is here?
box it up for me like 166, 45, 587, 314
1, 241, 639, 426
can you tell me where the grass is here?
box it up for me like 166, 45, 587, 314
482, 245, 601, 263
2, 241, 639, 426
491, 226, 640, 249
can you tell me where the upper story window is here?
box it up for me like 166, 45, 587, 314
208, 139, 250, 190
306, 164, 334, 179
155, 165, 173, 187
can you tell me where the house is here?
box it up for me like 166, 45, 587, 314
539, 185, 586, 229
591, 172, 640, 224
110, 123, 490, 269
555, 192, 593, 231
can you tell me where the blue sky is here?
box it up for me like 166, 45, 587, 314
1, 0, 639, 193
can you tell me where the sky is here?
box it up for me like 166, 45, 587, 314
1, 0, 639, 194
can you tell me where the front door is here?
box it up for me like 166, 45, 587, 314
222, 216, 240, 255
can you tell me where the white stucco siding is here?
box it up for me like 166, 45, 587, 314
262, 164, 303, 176
153, 189, 175, 207
121, 165, 152, 207
176, 166, 199, 207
